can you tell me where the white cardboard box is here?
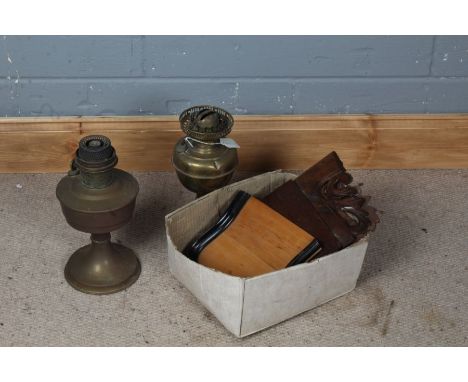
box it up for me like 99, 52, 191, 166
165, 171, 368, 338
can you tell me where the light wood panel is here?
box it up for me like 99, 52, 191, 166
0, 114, 467, 173
199, 196, 315, 277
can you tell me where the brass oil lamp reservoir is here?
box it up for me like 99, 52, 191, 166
56, 135, 141, 295
172, 105, 239, 197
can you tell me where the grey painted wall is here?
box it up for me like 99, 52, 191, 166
1, 36, 467, 116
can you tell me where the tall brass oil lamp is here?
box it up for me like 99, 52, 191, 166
172, 105, 239, 197
56, 135, 141, 295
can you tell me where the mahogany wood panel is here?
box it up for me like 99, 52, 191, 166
0, 114, 467, 173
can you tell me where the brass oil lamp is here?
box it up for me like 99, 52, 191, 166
56, 135, 141, 295
172, 105, 239, 197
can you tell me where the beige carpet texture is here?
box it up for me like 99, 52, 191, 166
0, 170, 466, 346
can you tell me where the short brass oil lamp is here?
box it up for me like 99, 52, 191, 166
56, 135, 141, 295
172, 105, 239, 197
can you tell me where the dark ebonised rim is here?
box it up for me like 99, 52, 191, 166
286, 239, 322, 267
183, 191, 251, 261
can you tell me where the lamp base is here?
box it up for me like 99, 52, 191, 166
64, 233, 141, 295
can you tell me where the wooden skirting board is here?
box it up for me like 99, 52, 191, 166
0, 114, 467, 173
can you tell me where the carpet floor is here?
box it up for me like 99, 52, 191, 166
0, 170, 466, 346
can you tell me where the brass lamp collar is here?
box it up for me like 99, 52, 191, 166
72, 135, 119, 189
179, 105, 234, 142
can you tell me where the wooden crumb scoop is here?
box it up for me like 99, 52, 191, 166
184, 192, 321, 277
